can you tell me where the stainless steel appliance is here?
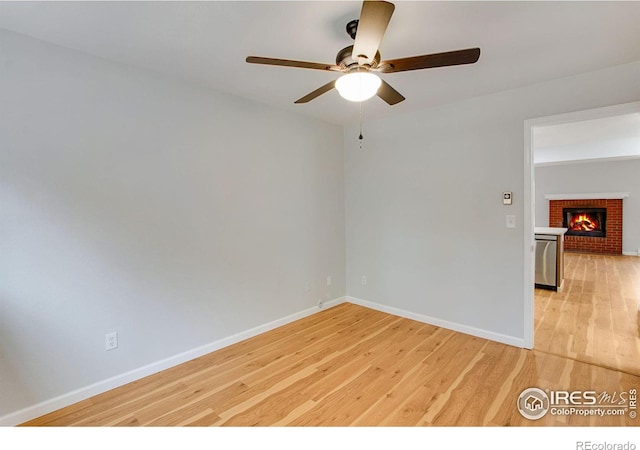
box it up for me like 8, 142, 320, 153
535, 232, 565, 291
535, 234, 560, 290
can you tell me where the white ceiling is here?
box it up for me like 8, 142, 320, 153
1, 1, 640, 126
534, 113, 640, 165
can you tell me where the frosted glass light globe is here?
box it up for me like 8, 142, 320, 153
335, 72, 381, 102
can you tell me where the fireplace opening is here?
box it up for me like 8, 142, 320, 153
563, 208, 606, 237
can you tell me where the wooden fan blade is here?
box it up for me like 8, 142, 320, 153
377, 79, 405, 105
246, 56, 340, 72
378, 48, 481, 73
294, 80, 337, 104
352, 1, 395, 64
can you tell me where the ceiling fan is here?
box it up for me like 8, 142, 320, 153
246, 0, 480, 105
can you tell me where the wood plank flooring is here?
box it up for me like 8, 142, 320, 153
22, 296, 639, 426
535, 252, 640, 375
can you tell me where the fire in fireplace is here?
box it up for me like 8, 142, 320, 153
563, 208, 606, 237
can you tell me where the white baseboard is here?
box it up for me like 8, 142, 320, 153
622, 251, 640, 257
0, 296, 347, 427
345, 296, 526, 349
1, 295, 525, 425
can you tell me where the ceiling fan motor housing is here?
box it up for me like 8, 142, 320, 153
336, 45, 380, 71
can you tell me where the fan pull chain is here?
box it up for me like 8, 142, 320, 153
358, 102, 364, 149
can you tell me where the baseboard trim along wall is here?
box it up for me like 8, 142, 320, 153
0, 296, 347, 427
346, 296, 526, 349
1, 294, 525, 426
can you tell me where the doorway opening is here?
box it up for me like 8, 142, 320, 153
524, 101, 640, 374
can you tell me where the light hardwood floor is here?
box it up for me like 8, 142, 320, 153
23, 292, 639, 426
535, 252, 640, 376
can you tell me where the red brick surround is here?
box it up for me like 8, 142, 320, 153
549, 199, 622, 254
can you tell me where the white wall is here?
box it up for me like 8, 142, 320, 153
535, 159, 640, 255
0, 30, 345, 419
345, 60, 640, 343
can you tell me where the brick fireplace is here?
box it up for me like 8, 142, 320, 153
548, 198, 622, 254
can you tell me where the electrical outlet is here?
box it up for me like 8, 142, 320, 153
305, 281, 312, 292
326, 276, 332, 286
361, 275, 367, 286
105, 332, 118, 351
317, 298, 325, 309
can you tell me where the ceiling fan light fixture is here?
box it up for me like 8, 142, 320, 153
246, 1, 480, 106
335, 71, 381, 102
